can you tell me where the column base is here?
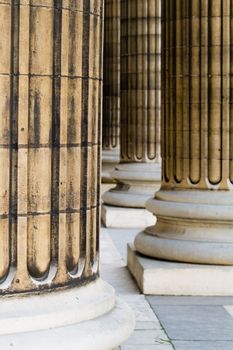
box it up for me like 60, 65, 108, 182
128, 243, 233, 296
0, 278, 135, 350
102, 149, 120, 184
102, 163, 161, 208
101, 204, 155, 228
136, 190, 233, 265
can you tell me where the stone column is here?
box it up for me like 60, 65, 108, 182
129, 0, 233, 295
102, 0, 161, 228
0, 1, 134, 348
102, 0, 120, 185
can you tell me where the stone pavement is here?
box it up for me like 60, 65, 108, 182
100, 228, 173, 350
101, 227, 233, 350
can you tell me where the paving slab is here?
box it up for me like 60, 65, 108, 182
122, 329, 170, 345
148, 304, 233, 341
105, 227, 139, 262
172, 341, 233, 350
135, 322, 162, 330
147, 296, 233, 306
121, 345, 174, 350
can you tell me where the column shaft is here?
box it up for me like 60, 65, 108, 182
0, 0, 102, 295
162, 0, 232, 191
102, 0, 121, 183
121, 0, 161, 163
102, 0, 120, 151
102, 0, 161, 216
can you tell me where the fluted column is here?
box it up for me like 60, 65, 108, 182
0, 0, 102, 296
102, 0, 161, 214
102, 0, 120, 183
135, 0, 233, 265
0, 1, 134, 347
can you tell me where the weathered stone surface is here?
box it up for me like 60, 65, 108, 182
0, 0, 104, 295
0, 2, 135, 349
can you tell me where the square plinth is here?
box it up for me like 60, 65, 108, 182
101, 205, 155, 228
127, 244, 233, 296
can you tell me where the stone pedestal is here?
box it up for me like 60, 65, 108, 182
128, 244, 233, 296
103, 163, 161, 208
102, 0, 161, 227
0, 279, 134, 349
101, 205, 155, 229
130, 0, 233, 295
0, 1, 134, 347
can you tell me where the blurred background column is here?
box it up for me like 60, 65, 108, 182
102, 0, 162, 228
102, 0, 121, 191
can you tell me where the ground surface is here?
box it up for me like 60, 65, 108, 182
100, 228, 233, 350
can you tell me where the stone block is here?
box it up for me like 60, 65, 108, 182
127, 244, 233, 296
101, 205, 155, 228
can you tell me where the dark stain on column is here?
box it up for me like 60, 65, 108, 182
51, 0, 62, 260
80, 0, 90, 274
9, 2, 20, 269
33, 93, 40, 146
